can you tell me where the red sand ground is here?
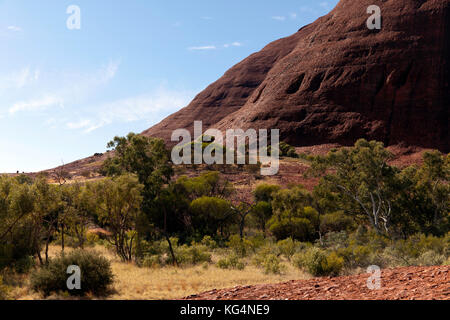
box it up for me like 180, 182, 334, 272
186, 266, 449, 300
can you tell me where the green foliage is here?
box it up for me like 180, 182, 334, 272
176, 171, 234, 201
253, 184, 281, 203
92, 175, 144, 262
200, 236, 218, 249
320, 211, 355, 235
276, 238, 305, 261
189, 196, 235, 237
261, 254, 286, 275
250, 201, 273, 235
30, 250, 114, 297
217, 254, 245, 270
227, 234, 252, 258
173, 243, 212, 266
293, 247, 343, 277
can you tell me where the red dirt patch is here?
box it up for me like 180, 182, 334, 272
185, 266, 449, 300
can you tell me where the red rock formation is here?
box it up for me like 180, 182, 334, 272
144, 0, 449, 152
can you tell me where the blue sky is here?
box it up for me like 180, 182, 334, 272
0, 0, 338, 173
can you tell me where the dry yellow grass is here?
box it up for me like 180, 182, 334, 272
10, 245, 309, 300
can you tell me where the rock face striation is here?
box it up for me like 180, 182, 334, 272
143, 0, 449, 152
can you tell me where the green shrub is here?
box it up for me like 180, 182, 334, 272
30, 250, 114, 297
200, 236, 218, 249
174, 244, 211, 266
415, 250, 447, 266
217, 254, 245, 270
227, 235, 252, 258
261, 254, 286, 275
252, 244, 281, 267
277, 238, 305, 261
293, 247, 343, 277
320, 212, 355, 234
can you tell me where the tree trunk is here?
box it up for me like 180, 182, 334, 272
165, 233, 178, 267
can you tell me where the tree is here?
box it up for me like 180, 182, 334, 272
250, 201, 272, 237
268, 185, 319, 241
253, 184, 281, 203
101, 133, 175, 260
60, 183, 96, 250
310, 139, 398, 235
189, 196, 235, 238
0, 176, 36, 271
93, 175, 144, 262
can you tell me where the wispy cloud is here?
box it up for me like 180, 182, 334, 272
5, 60, 120, 116
9, 95, 63, 114
271, 16, 286, 21
7, 26, 21, 32
223, 42, 242, 48
65, 86, 195, 133
0, 67, 40, 92
188, 45, 217, 51
201, 16, 213, 20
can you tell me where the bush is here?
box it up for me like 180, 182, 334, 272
415, 250, 447, 266
227, 235, 252, 258
217, 254, 245, 270
277, 238, 305, 261
293, 247, 343, 277
320, 212, 355, 234
30, 250, 114, 297
261, 254, 286, 275
200, 236, 218, 249
252, 244, 281, 267
174, 244, 212, 266
141, 255, 162, 268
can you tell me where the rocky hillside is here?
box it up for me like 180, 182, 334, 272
144, 0, 449, 152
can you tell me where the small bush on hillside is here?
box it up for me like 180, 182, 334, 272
30, 250, 114, 297
217, 254, 245, 270
174, 244, 211, 266
252, 244, 281, 267
415, 250, 447, 266
277, 238, 306, 261
261, 254, 286, 275
293, 247, 343, 277
200, 236, 218, 249
320, 212, 355, 234
227, 235, 252, 258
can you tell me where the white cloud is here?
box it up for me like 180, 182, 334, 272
5, 60, 119, 116
223, 42, 243, 48
188, 45, 217, 51
290, 13, 297, 19
201, 16, 213, 20
271, 16, 286, 21
9, 95, 63, 114
65, 86, 195, 133
7, 26, 21, 32
0, 67, 40, 92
